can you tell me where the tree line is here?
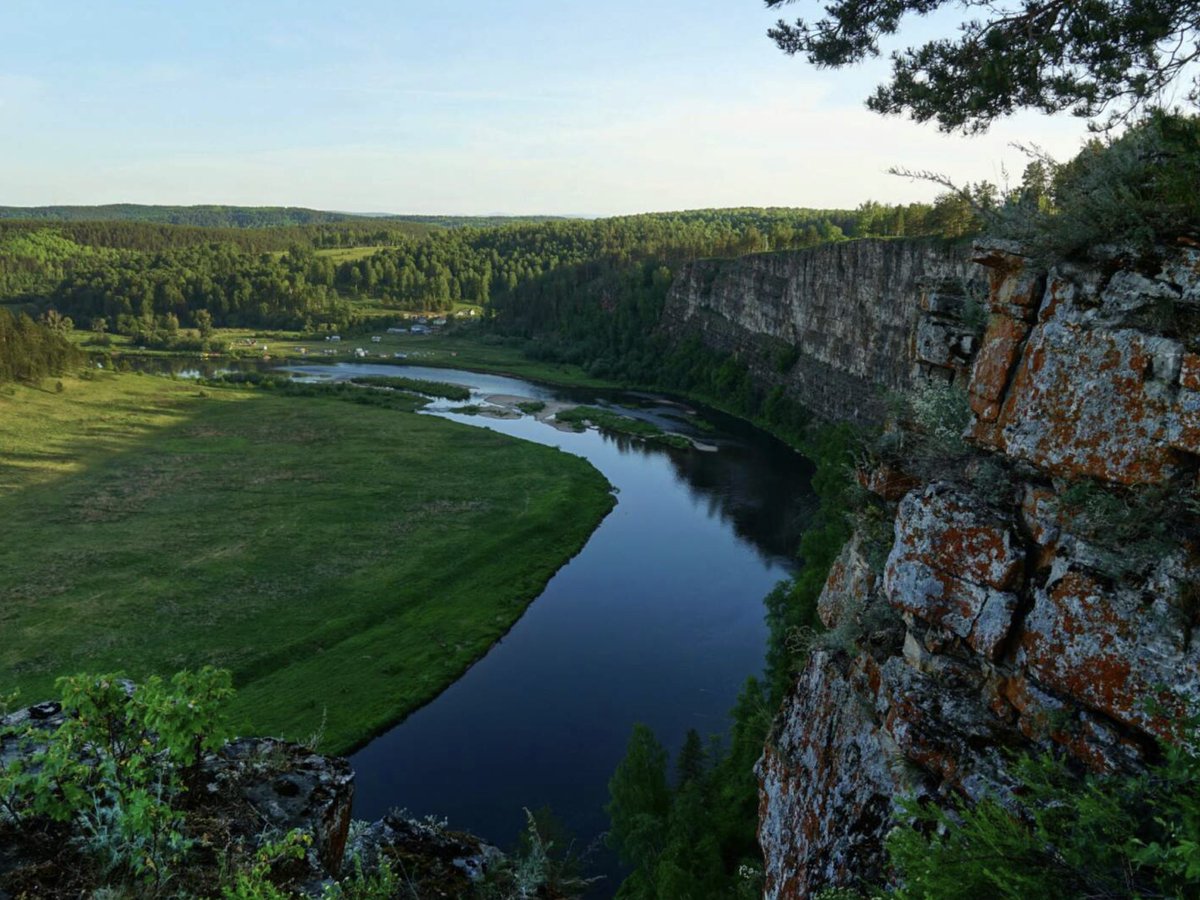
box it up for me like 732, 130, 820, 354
0, 201, 974, 341
0, 308, 83, 384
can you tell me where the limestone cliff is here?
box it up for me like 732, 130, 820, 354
756, 240, 1200, 897
661, 238, 979, 424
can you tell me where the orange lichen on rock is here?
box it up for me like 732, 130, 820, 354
969, 314, 1031, 421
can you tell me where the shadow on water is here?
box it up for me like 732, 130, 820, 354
284, 363, 815, 896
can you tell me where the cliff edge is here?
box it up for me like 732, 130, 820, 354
757, 240, 1200, 896
661, 238, 979, 424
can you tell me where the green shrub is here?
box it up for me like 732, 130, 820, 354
887, 714, 1200, 899
1, 668, 232, 886
1055, 479, 1181, 574
775, 344, 801, 374
222, 830, 311, 900
482, 807, 600, 899
995, 111, 1200, 262
909, 381, 972, 453
320, 857, 398, 900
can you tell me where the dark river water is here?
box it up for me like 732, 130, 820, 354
281, 363, 816, 892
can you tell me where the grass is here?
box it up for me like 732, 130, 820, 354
312, 245, 399, 263
348, 375, 471, 401
303, 330, 616, 388
74, 324, 611, 389
554, 405, 692, 449
0, 372, 614, 753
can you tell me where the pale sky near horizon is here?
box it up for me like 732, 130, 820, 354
2, 1, 1098, 216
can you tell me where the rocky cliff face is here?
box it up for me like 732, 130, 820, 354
661, 239, 979, 424
757, 240, 1200, 897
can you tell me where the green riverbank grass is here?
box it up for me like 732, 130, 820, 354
0, 372, 614, 752
74, 325, 621, 390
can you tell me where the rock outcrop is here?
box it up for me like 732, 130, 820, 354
757, 240, 1200, 897
661, 238, 979, 424
0, 701, 502, 898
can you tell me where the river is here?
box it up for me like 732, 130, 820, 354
285, 363, 816, 892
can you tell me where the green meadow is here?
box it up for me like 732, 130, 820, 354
0, 372, 614, 752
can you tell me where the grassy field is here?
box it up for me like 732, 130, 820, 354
0, 372, 614, 752
73, 323, 619, 389
313, 245, 401, 263
350, 332, 617, 387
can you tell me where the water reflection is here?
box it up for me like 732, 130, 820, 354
264, 364, 813, 893
110, 358, 816, 896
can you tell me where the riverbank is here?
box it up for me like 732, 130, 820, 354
0, 371, 614, 753
82, 324, 826, 457
78, 326, 624, 391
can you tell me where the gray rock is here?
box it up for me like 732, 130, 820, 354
661, 238, 979, 424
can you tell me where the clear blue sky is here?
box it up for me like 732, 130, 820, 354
1, 1, 1093, 215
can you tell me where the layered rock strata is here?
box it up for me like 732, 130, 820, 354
661, 239, 978, 424
758, 241, 1200, 897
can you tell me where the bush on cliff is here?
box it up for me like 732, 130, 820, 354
1, 669, 234, 892
882, 714, 1200, 899
996, 111, 1200, 261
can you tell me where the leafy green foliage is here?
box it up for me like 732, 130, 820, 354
994, 111, 1200, 260
479, 807, 601, 899
766, 1, 1200, 132
0, 308, 84, 384
908, 381, 972, 455
887, 716, 1200, 899
221, 829, 313, 900
0, 668, 232, 886
319, 856, 399, 900
1053, 478, 1195, 576
140, 668, 235, 771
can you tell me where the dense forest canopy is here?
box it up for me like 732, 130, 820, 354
0, 204, 574, 230
0, 200, 974, 346
0, 204, 385, 227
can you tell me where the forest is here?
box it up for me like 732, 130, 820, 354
0, 199, 976, 346
0, 204, 573, 230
